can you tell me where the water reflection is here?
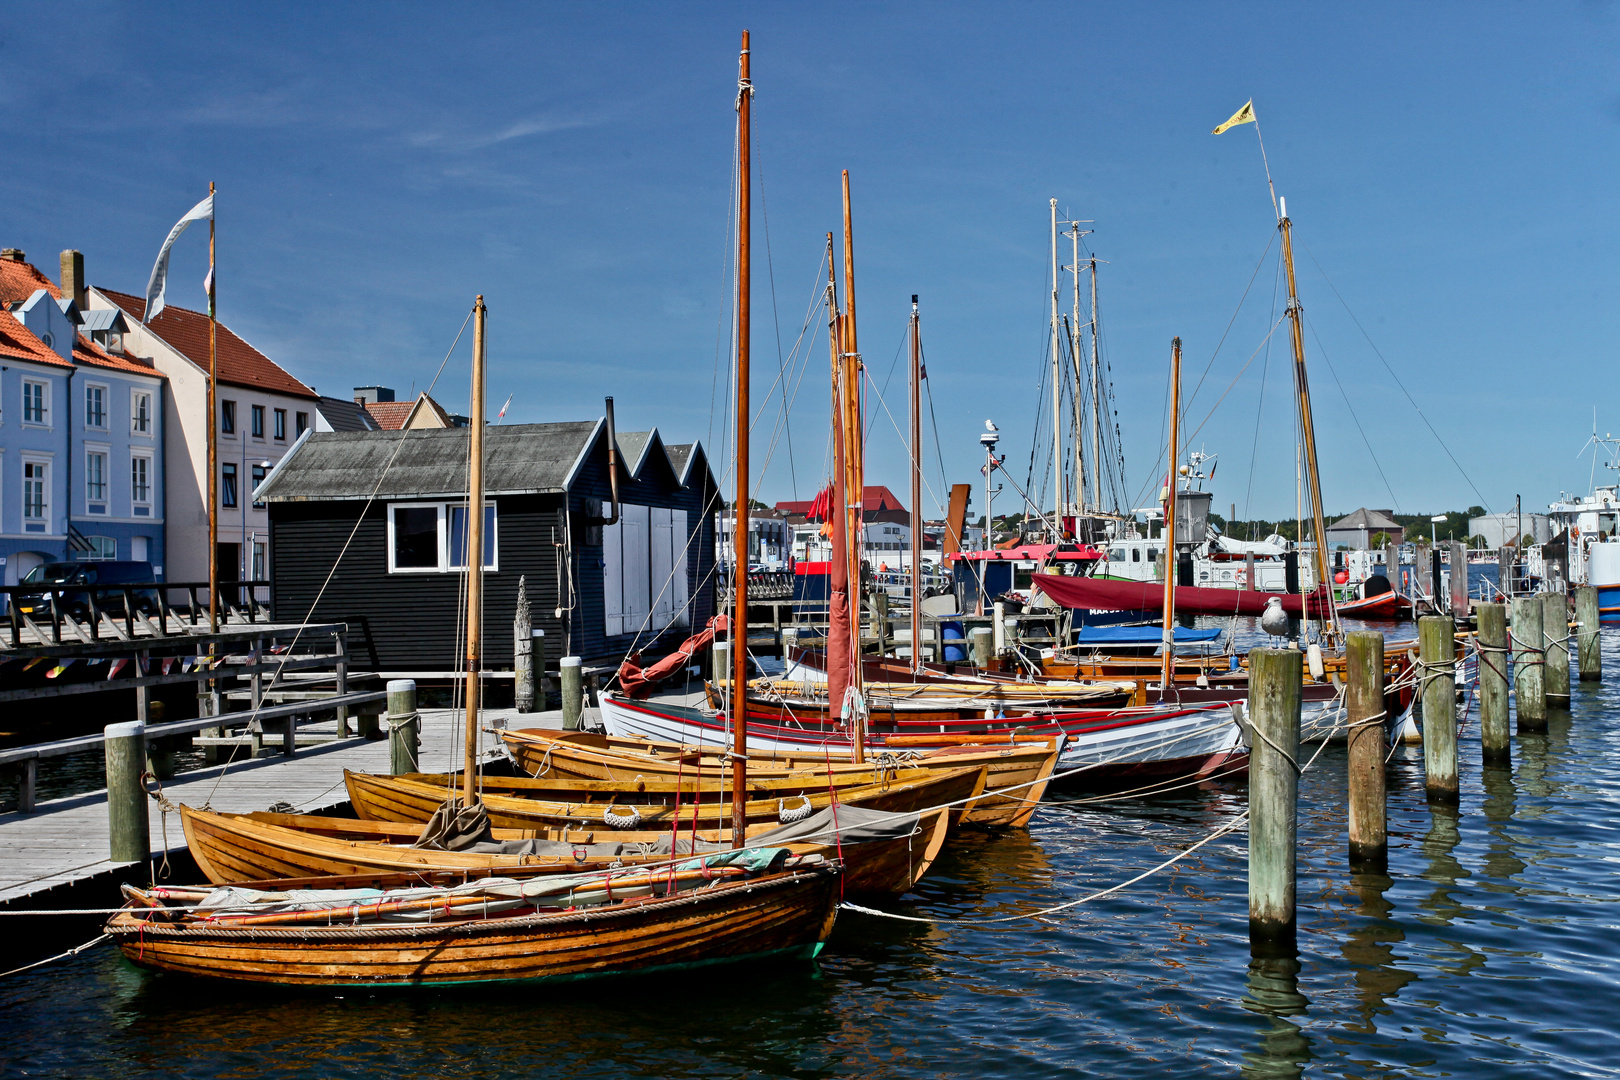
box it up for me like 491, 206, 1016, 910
1240, 952, 1313, 1079
1480, 762, 1528, 884
1339, 866, 1416, 1035
1418, 804, 1467, 926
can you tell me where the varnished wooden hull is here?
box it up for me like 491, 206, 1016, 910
180, 805, 949, 899
345, 766, 987, 832
108, 867, 841, 987
501, 729, 1062, 829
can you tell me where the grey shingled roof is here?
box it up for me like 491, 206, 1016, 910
615, 431, 652, 474
258, 421, 601, 502
666, 442, 693, 478
1328, 508, 1402, 531
317, 396, 381, 433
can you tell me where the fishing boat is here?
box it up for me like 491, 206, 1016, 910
500, 727, 1064, 829
179, 802, 951, 899
109, 854, 843, 987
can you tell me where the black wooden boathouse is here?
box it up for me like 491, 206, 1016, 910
255, 419, 719, 672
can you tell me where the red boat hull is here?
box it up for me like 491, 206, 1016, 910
1033, 573, 1332, 617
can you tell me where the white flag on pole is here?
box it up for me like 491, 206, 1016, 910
144, 193, 214, 322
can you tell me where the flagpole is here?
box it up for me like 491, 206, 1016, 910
207, 181, 218, 637
1252, 119, 1280, 222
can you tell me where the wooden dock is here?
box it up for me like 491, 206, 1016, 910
0, 705, 571, 906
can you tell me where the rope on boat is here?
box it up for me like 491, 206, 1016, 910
842, 725, 1338, 926
0, 933, 111, 978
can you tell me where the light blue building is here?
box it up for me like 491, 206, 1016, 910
1, 250, 166, 588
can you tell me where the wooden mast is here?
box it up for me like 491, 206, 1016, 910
1278, 199, 1334, 635
1159, 337, 1181, 701
823, 233, 853, 737
463, 295, 487, 805
841, 171, 865, 763
206, 181, 218, 635
730, 29, 753, 843
909, 294, 922, 675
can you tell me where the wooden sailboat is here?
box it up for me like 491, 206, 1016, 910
179, 802, 952, 899
345, 764, 988, 831
499, 727, 1063, 828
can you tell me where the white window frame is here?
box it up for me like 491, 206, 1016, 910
131, 451, 153, 510
22, 456, 50, 528
22, 379, 49, 427
84, 382, 108, 430
447, 501, 499, 572
84, 445, 109, 509
85, 536, 117, 561
385, 501, 499, 574
131, 389, 153, 435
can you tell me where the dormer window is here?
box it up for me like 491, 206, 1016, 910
105, 330, 123, 354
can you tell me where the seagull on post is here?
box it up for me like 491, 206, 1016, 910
1260, 596, 1290, 638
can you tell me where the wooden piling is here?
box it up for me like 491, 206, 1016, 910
970, 627, 993, 671
1449, 540, 1469, 616
1419, 616, 1458, 803
104, 720, 149, 863
560, 656, 584, 732
1575, 584, 1602, 681
1345, 630, 1386, 864
1476, 602, 1510, 762
1542, 589, 1571, 706
386, 679, 419, 776
514, 575, 534, 713
1511, 596, 1546, 730
874, 590, 890, 656
1249, 647, 1302, 944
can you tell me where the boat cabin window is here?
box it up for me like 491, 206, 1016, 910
1146, 548, 1157, 562
1131, 548, 1141, 562
1110, 547, 1126, 561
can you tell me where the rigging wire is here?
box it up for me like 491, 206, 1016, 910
1243, 253, 1285, 534
1298, 239, 1492, 513
754, 100, 798, 500
1304, 314, 1402, 514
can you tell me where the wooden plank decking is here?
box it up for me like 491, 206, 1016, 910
0, 706, 575, 905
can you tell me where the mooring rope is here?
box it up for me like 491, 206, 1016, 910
0, 933, 111, 979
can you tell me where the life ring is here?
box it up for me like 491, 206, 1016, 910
602, 804, 643, 830
1234, 570, 1248, 586
778, 794, 813, 824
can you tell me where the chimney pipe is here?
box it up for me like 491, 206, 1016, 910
601, 396, 621, 527
0, 249, 25, 263
60, 250, 85, 309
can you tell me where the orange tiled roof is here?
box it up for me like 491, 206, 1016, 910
99, 288, 316, 399
364, 393, 454, 430
364, 400, 416, 429
73, 334, 162, 378
0, 309, 71, 368
0, 258, 61, 307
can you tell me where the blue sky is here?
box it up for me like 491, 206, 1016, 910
6, 2, 1619, 521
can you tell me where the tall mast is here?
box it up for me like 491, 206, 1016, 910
1089, 256, 1104, 513
841, 171, 866, 762
1278, 197, 1334, 636
1049, 198, 1063, 537
1069, 223, 1085, 514
824, 235, 848, 685
1159, 337, 1182, 701
462, 295, 487, 805
824, 232, 854, 730
729, 29, 753, 843
206, 181, 218, 635
908, 294, 922, 676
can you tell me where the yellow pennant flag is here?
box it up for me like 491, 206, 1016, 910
1212, 100, 1256, 135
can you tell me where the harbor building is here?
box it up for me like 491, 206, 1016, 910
256, 418, 718, 671
0, 250, 168, 587
1325, 508, 1404, 550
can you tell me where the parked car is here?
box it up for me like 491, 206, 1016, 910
15, 561, 160, 619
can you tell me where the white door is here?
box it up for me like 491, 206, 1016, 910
671, 509, 690, 627
650, 507, 675, 630
603, 516, 624, 636
621, 504, 650, 637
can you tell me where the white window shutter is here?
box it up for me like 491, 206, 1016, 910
651, 507, 675, 630
671, 509, 690, 627
623, 504, 651, 634
603, 515, 624, 636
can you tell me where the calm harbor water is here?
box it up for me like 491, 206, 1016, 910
4, 616, 1619, 1078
